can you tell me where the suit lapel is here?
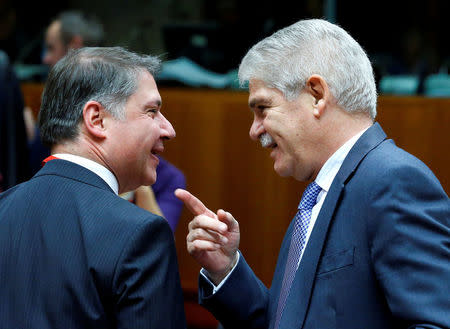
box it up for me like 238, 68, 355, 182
34, 159, 115, 194
279, 123, 387, 328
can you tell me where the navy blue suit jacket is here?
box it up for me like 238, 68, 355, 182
199, 123, 450, 329
0, 159, 186, 328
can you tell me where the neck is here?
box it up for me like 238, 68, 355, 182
328, 111, 372, 150
51, 137, 111, 172
312, 110, 372, 179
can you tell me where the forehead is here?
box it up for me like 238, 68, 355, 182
128, 71, 161, 107
46, 20, 62, 41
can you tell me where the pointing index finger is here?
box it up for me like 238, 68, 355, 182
175, 188, 216, 218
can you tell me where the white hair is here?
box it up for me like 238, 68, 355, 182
238, 19, 377, 119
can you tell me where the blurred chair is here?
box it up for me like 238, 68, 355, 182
379, 75, 420, 95
423, 73, 450, 97
158, 57, 235, 89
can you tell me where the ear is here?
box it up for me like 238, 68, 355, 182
82, 101, 107, 139
68, 35, 83, 49
306, 74, 330, 119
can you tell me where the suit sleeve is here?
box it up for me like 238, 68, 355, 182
199, 252, 270, 329
368, 163, 450, 329
112, 215, 186, 329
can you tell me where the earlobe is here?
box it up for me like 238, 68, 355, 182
313, 99, 325, 118
83, 101, 107, 139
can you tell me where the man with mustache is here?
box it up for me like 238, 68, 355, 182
176, 19, 450, 329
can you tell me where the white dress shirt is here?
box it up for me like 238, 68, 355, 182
202, 127, 369, 292
53, 153, 119, 195
300, 127, 368, 265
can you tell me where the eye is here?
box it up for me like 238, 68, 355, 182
257, 105, 267, 115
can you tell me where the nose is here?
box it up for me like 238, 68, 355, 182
249, 116, 264, 141
43, 52, 51, 65
159, 113, 176, 140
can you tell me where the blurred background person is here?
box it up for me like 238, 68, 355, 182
42, 10, 104, 67
0, 49, 30, 191
24, 10, 105, 173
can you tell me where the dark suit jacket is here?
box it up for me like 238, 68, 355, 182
199, 123, 450, 329
0, 159, 186, 328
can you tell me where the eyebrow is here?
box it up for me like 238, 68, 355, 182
249, 97, 271, 109
144, 99, 162, 108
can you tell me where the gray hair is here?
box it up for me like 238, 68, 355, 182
238, 19, 377, 119
38, 46, 161, 147
58, 10, 104, 47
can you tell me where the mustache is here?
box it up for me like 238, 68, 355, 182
259, 133, 275, 147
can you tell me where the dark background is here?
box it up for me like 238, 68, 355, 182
1, 0, 449, 84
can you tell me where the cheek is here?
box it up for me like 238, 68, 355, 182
148, 120, 162, 138
265, 117, 287, 139
142, 128, 159, 146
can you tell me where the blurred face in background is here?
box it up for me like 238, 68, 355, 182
43, 20, 67, 67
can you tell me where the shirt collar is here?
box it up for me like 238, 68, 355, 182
315, 127, 369, 192
53, 153, 119, 195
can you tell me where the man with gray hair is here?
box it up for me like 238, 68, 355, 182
0, 47, 186, 328
176, 19, 449, 328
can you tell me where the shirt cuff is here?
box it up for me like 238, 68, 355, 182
200, 251, 240, 294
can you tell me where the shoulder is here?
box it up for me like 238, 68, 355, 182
102, 193, 170, 229
357, 138, 442, 189
342, 138, 448, 221
348, 138, 449, 228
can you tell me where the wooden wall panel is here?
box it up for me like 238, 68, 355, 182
21, 84, 450, 309
376, 96, 450, 191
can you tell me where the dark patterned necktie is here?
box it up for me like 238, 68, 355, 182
274, 181, 322, 328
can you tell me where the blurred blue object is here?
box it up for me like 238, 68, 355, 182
379, 75, 420, 95
423, 73, 450, 97
13, 64, 48, 81
158, 57, 239, 89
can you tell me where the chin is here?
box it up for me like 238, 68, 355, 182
273, 163, 290, 178
145, 171, 157, 186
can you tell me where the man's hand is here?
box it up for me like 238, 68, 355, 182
175, 188, 240, 284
